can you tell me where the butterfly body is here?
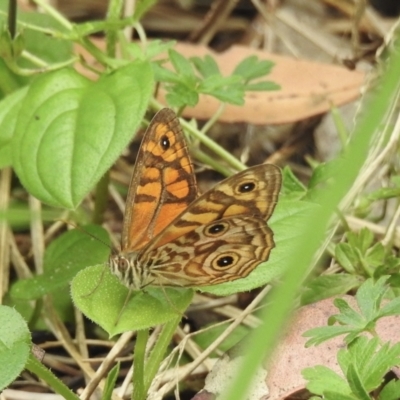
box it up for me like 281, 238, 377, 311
110, 108, 282, 290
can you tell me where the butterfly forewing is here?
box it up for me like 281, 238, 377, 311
121, 109, 198, 252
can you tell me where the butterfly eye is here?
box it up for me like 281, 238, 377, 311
238, 181, 256, 193
212, 253, 239, 270
160, 135, 170, 150
118, 257, 130, 271
206, 222, 228, 236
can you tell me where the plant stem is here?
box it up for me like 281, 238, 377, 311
132, 329, 149, 400
144, 315, 182, 391
7, 0, 17, 39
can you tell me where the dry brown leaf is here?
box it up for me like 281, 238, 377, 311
163, 42, 365, 125
75, 39, 365, 125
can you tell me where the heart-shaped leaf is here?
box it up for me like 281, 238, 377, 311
71, 265, 193, 336
12, 61, 153, 208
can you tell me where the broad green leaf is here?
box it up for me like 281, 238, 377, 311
10, 225, 110, 301
0, 86, 28, 167
0, 305, 31, 391
12, 62, 153, 208
71, 265, 193, 336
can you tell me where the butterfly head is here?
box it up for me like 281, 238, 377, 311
109, 252, 151, 290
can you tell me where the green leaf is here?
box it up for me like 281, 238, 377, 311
302, 365, 351, 397
0, 305, 31, 391
71, 265, 193, 335
12, 61, 153, 208
377, 296, 400, 317
301, 274, 363, 305
244, 81, 280, 91
232, 56, 275, 81
356, 276, 388, 321
168, 49, 196, 79
10, 225, 110, 301
103, 362, 120, 400
333, 298, 366, 327
304, 325, 353, 347
0, 86, 28, 168
191, 55, 220, 78
166, 82, 199, 108
379, 379, 400, 400
281, 166, 307, 198
335, 243, 357, 274
346, 363, 370, 400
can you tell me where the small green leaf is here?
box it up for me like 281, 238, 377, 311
191, 55, 220, 78
169, 49, 195, 78
233, 56, 274, 81
378, 379, 400, 400
10, 225, 110, 301
301, 274, 363, 305
0, 305, 31, 391
244, 81, 280, 91
335, 243, 357, 274
302, 365, 351, 397
103, 362, 120, 400
346, 363, 370, 400
71, 265, 193, 335
356, 276, 388, 321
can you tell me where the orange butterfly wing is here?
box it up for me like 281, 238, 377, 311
121, 108, 198, 252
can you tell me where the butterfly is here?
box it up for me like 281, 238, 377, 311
109, 108, 282, 290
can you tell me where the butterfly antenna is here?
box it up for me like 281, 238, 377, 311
59, 219, 114, 252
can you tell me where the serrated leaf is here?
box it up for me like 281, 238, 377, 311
71, 265, 193, 335
0, 305, 31, 391
346, 364, 370, 400
303, 325, 353, 347
333, 298, 365, 326
303, 365, 351, 396
378, 296, 400, 317
335, 243, 357, 274
191, 55, 220, 78
356, 276, 388, 321
232, 56, 274, 81
301, 274, 363, 305
10, 225, 110, 301
169, 49, 195, 78
13, 62, 153, 208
